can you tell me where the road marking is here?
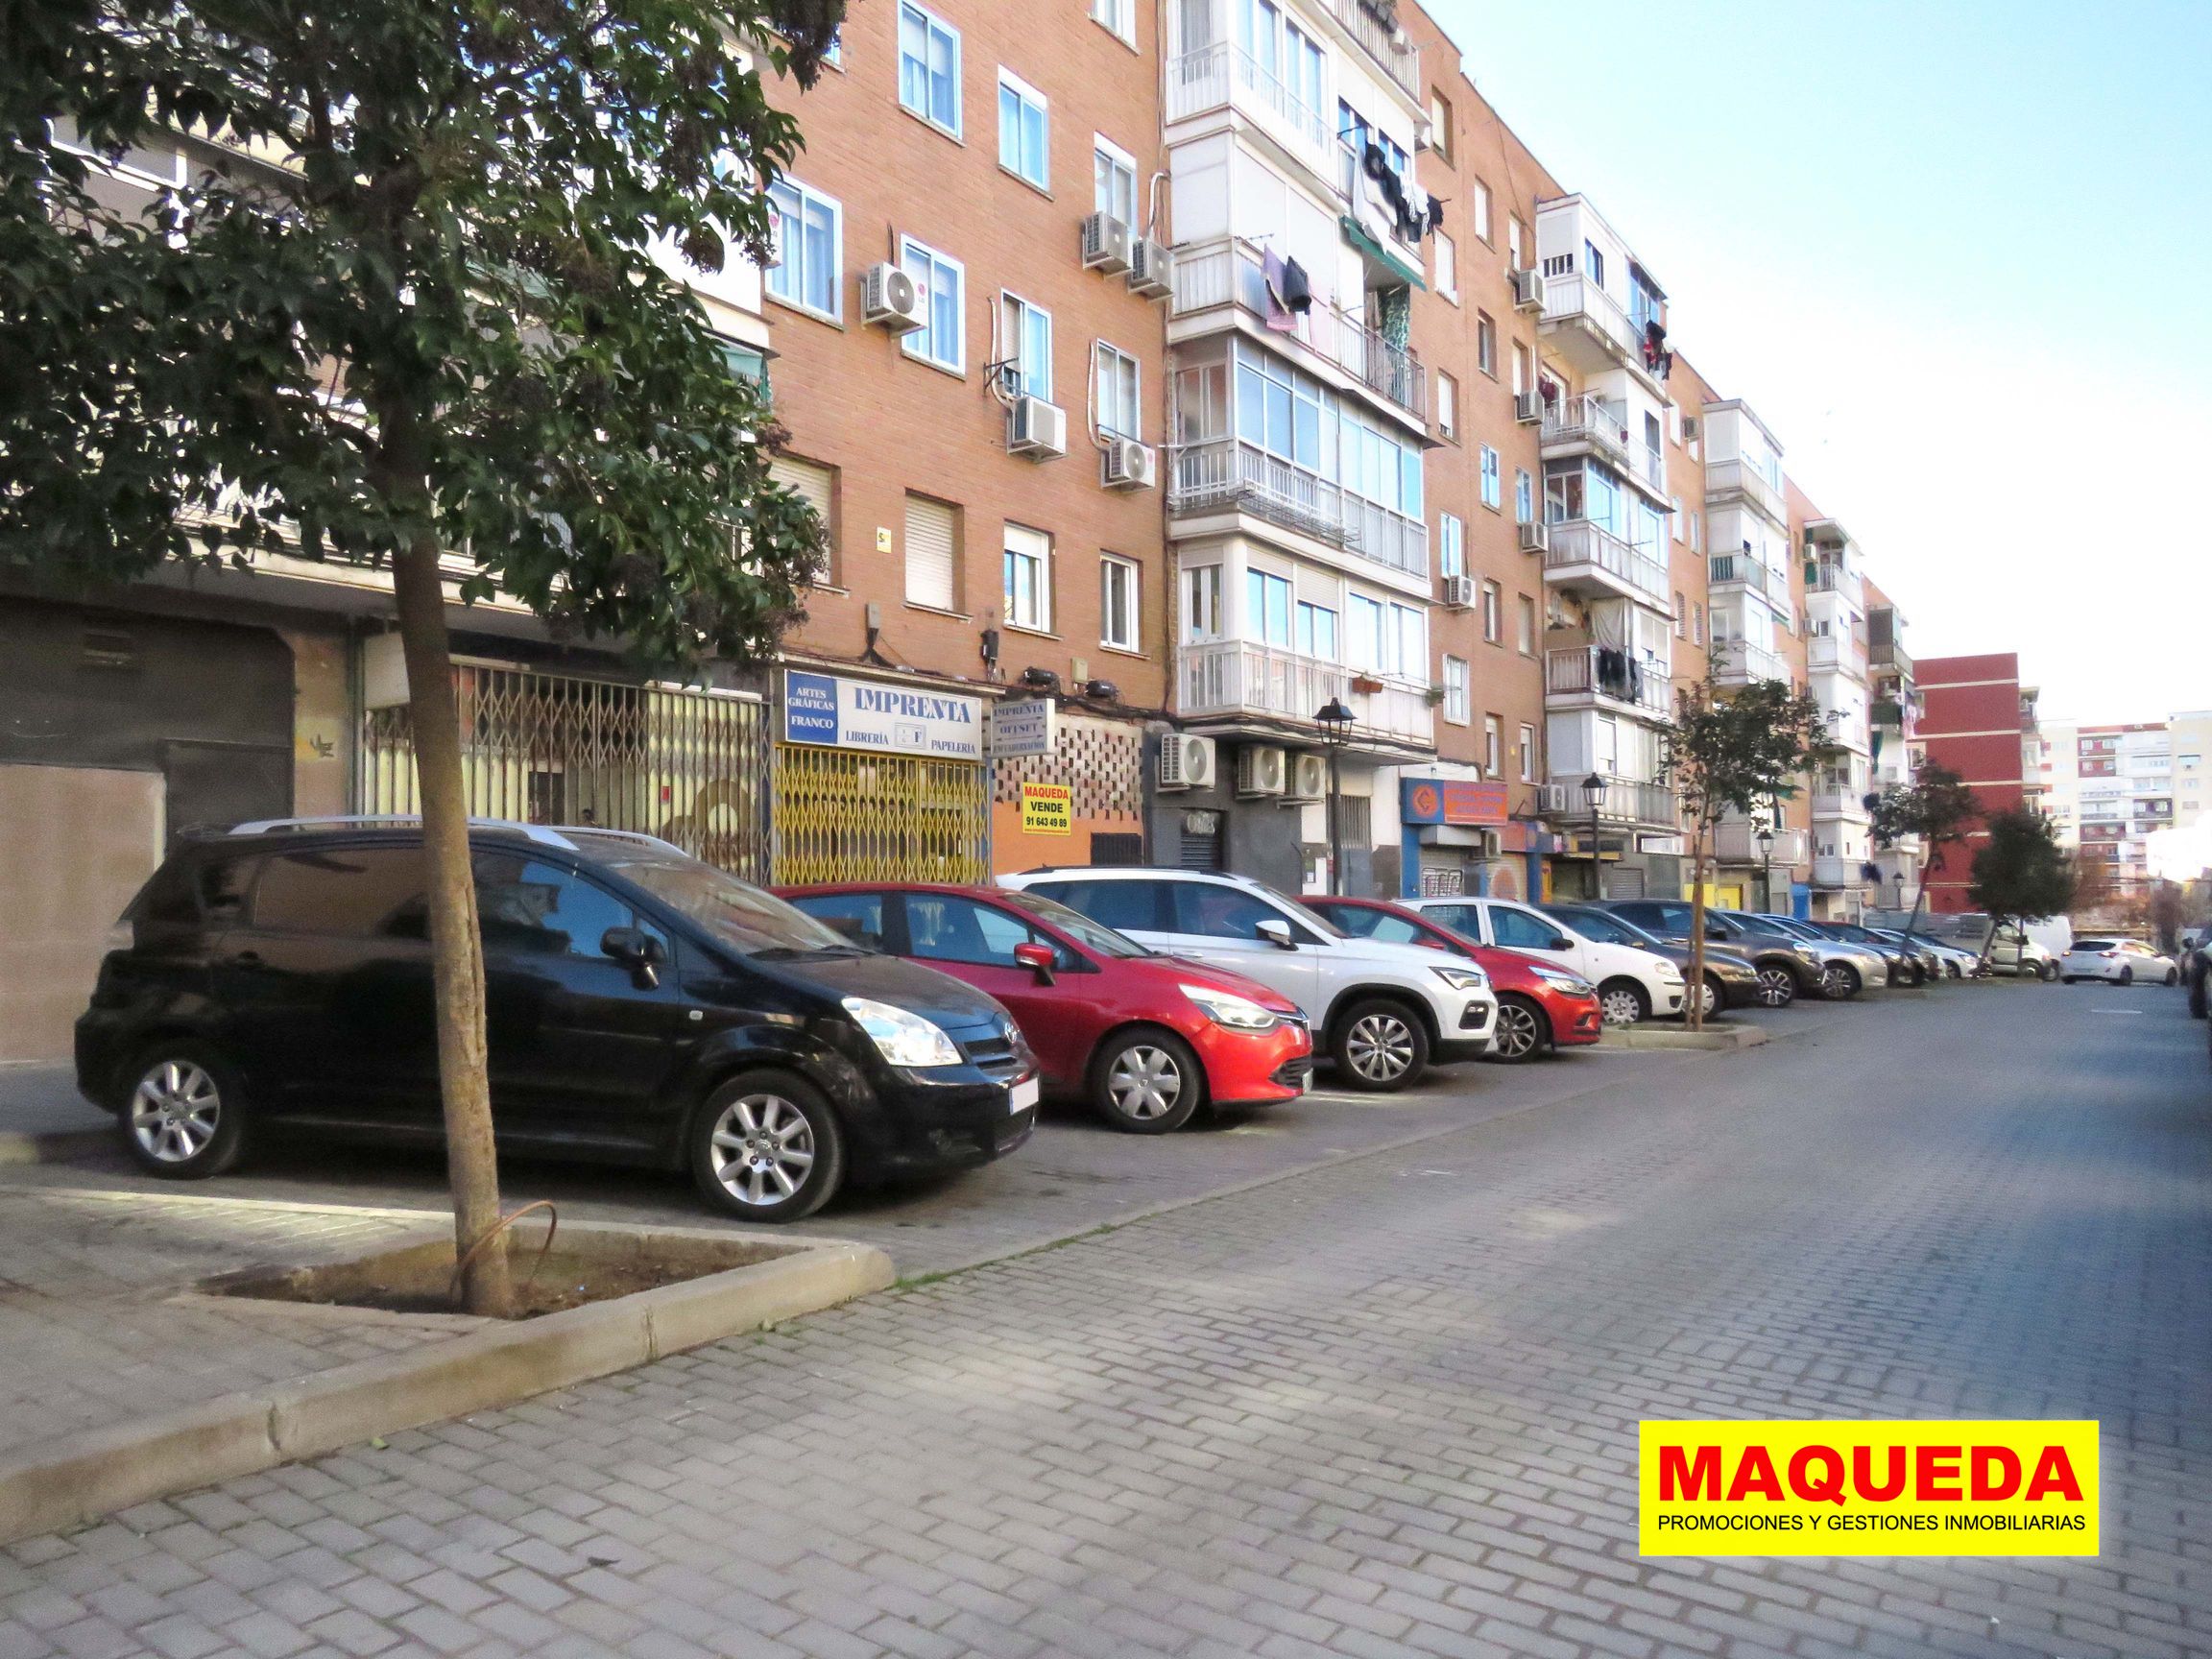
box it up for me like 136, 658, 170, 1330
2086, 1009, 2145, 1017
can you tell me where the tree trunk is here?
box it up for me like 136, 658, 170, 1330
1686, 821, 1711, 1031
392, 535, 514, 1318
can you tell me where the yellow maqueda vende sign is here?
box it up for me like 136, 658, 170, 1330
1639, 1420, 2098, 1555
1019, 782, 1072, 836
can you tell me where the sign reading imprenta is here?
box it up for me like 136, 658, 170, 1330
781, 669, 982, 761
987, 698, 1058, 757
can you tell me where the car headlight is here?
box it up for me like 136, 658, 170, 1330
1530, 966, 1594, 994
842, 997, 963, 1068
1180, 984, 1281, 1031
1431, 966, 1488, 992
1650, 959, 1683, 981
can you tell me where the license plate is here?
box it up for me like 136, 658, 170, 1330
1010, 1076, 1039, 1116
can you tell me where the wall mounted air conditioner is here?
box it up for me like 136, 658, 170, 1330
1512, 391, 1544, 425
1519, 520, 1551, 553
1286, 753, 1329, 803
1126, 239, 1173, 301
1101, 439, 1156, 490
1441, 574, 1477, 610
860, 262, 925, 332
1537, 782, 1571, 815
1157, 733, 1215, 790
1006, 397, 1068, 459
1510, 266, 1547, 311
1081, 212, 1132, 274
1236, 744, 1286, 799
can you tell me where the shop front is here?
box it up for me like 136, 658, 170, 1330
1394, 774, 1541, 900
988, 704, 1147, 875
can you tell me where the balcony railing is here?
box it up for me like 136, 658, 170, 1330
1811, 854, 1858, 888
1868, 635, 1913, 677
1705, 457, 1787, 525
1709, 638, 1790, 685
1540, 394, 1630, 462
1706, 553, 1778, 602
1168, 437, 1428, 579
1545, 645, 1671, 715
1551, 772, 1677, 828
1165, 41, 1330, 156
1808, 633, 1868, 679
1542, 519, 1671, 609
1537, 264, 1648, 373
1714, 821, 1808, 866
1813, 790, 1871, 820
1170, 238, 1426, 421
1321, 0, 1422, 99
1178, 638, 1433, 745
1807, 561, 1865, 606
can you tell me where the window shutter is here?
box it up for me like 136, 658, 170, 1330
769, 456, 832, 522
905, 495, 956, 610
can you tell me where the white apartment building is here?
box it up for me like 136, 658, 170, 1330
1802, 517, 1874, 917
2045, 721, 2176, 897
1863, 597, 1919, 898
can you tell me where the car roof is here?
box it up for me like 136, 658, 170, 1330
779, 880, 1005, 901
1008, 864, 1263, 891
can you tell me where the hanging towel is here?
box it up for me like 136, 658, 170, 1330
1261, 248, 1297, 332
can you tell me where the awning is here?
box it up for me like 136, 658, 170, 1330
1338, 215, 1426, 291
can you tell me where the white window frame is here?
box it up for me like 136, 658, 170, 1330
1443, 656, 1471, 725
1481, 579, 1502, 644
1091, 0, 1137, 47
1094, 341, 1141, 441
1507, 215, 1526, 269
1519, 723, 1537, 782
1483, 713, 1503, 775
898, 1, 962, 137
1439, 512, 1464, 579
901, 236, 966, 373
1435, 370, 1457, 440
1470, 179, 1492, 244
1004, 523, 1052, 633
997, 68, 1049, 190
1514, 467, 1534, 524
1479, 445, 1502, 510
1432, 228, 1456, 301
1517, 594, 1536, 656
1100, 554, 1140, 651
1182, 565, 1222, 641
764, 177, 843, 322
1093, 135, 1138, 226
1476, 312, 1497, 377
999, 290, 1052, 400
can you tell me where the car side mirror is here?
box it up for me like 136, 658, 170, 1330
1256, 919, 1298, 950
1012, 941, 1057, 985
1550, 934, 1575, 951
601, 926, 665, 987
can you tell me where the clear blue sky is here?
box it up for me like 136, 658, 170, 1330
1425, 0, 2212, 725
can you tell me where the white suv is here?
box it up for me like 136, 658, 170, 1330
998, 868, 1497, 1091
1402, 896, 1685, 1026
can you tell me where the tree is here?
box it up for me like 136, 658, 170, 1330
1968, 808, 2076, 962
2072, 848, 2116, 917
4, 0, 838, 1311
2148, 880, 2183, 953
1663, 675, 1828, 1028
1868, 758, 1979, 948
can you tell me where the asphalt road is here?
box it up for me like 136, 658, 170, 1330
3, 978, 2204, 1658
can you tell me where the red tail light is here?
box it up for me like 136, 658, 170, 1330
2099, 950, 2118, 958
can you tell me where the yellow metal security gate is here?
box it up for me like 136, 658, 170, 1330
359, 663, 769, 879
772, 744, 988, 884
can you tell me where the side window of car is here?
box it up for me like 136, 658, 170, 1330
1170, 882, 1296, 942
787, 891, 889, 952
1329, 907, 1427, 947
251, 847, 430, 938
1425, 903, 1482, 935
471, 854, 637, 959
1489, 905, 1560, 950
1031, 879, 1163, 934
905, 895, 1066, 969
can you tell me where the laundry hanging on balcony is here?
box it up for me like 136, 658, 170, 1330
1260, 248, 1298, 331
1358, 143, 1434, 247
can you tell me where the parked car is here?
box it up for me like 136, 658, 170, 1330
2058, 937, 2180, 986
998, 868, 1497, 1091
1795, 920, 1936, 985
1987, 922, 2061, 980
1537, 902, 1766, 1019
1864, 926, 1978, 979
77, 820, 1040, 1221
1599, 900, 1828, 1008
1396, 895, 1686, 1027
1744, 913, 1901, 995
777, 882, 1311, 1133
1299, 897, 1603, 1062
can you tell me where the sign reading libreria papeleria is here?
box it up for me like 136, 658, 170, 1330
782, 670, 982, 761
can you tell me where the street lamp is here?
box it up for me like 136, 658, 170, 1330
1316, 698, 1356, 896
1755, 823, 1776, 915
1891, 871, 1907, 919
1580, 771, 1609, 900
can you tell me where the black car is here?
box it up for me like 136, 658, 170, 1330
1537, 902, 1764, 1018
1598, 900, 1828, 1008
76, 822, 1038, 1221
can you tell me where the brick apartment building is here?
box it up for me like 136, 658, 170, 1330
1914, 652, 2037, 912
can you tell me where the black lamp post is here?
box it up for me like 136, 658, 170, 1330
1580, 771, 1609, 900
1756, 823, 1776, 914
1316, 698, 1356, 896
1891, 870, 1906, 919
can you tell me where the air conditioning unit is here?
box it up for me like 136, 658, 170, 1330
1101, 439, 1156, 490
1513, 391, 1544, 425
1157, 733, 1215, 790
1081, 212, 1131, 274
1006, 397, 1068, 459
1518, 520, 1551, 553
860, 262, 925, 332
1441, 574, 1477, 610
1537, 782, 1571, 815
1510, 266, 1546, 311
1286, 753, 1329, 803
1126, 238, 1173, 301
1236, 744, 1287, 798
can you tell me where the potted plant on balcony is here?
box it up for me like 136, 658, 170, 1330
1350, 673, 1386, 694
1423, 684, 1448, 707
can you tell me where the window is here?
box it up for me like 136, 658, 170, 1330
1004, 523, 1051, 631
1394, 603, 1426, 678
1100, 555, 1139, 650
1324, 904, 1428, 946
1432, 229, 1455, 299
1514, 468, 1534, 524
1470, 179, 1491, 244
900, 237, 964, 372
999, 293, 1051, 399
1428, 90, 1453, 160
1439, 513, 1464, 579
1480, 580, 1502, 644
1295, 600, 1337, 660
1670, 495, 1682, 541
1511, 341, 1531, 396
998, 70, 1048, 188
1519, 723, 1537, 782
1443, 656, 1470, 723
1517, 594, 1536, 655
1246, 568, 1292, 646
1484, 715, 1503, 776
1489, 902, 1557, 951
1172, 882, 1308, 944
1348, 593, 1382, 670
1091, 0, 1136, 45
1476, 311, 1497, 376
906, 894, 1064, 969
1435, 371, 1457, 439
768, 455, 835, 583
786, 891, 888, 952
1479, 445, 1502, 510
1508, 215, 1526, 269
252, 848, 427, 938
898, 2, 961, 135
1094, 137, 1138, 227
1689, 511, 1701, 554
905, 493, 958, 611
1584, 240, 1605, 288
765, 179, 841, 320
1693, 602, 1705, 646
474, 854, 637, 960
1094, 342, 1141, 440
1031, 878, 1167, 932
1672, 593, 1686, 637
1182, 565, 1222, 640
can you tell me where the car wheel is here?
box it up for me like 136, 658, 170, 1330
1090, 1028, 1203, 1133
2039, 961, 2060, 982
2061, 975, 2075, 984
688, 1071, 844, 1221
1597, 978, 1650, 1026
1489, 995, 1551, 1063
1754, 965, 1797, 1008
1822, 962, 1861, 1000
2189, 978, 2207, 1019
2164, 969, 2178, 987
1331, 999, 1430, 1092
2118, 966, 2133, 987
1697, 975, 1722, 1021
122, 1044, 249, 1179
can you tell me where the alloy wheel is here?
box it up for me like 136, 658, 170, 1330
1756, 967, 1795, 1008
1821, 965, 1851, 999
707, 1093, 817, 1208
1493, 999, 1543, 1060
130, 1060, 221, 1163
1106, 1045, 1185, 1120
1345, 1012, 1417, 1082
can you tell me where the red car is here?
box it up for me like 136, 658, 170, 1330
1300, 896, 1604, 1062
775, 882, 1313, 1133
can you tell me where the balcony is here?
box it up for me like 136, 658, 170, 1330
1868, 634, 1912, 678
1545, 645, 1671, 717
1539, 395, 1631, 467
1810, 854, 1859, 889
1170, 238, 1426, 424
1536, 264, 1665, 389
1807, 560, 1864, 607
1808, 632, 1868, 681
1709, 637, 1790, 686
1704, 457, 1787, 527
1541, 520, 1671, 611
1320, 0, 1421, 101
1706, 553, 1779, 603
1165, 40, 1331, 160
1178, 638, 1434, 749
1714, 821, 1808, 866
1551, 773, 1677, 829
1813, 790, 1871, 822
1168, 438, 1427, 579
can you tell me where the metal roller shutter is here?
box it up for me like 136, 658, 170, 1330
904, 495, 956, 611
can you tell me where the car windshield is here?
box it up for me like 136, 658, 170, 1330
998, 888, 1150, 958
583, 847, 852, 956
2074, 939, 2116, 952
1549, 906, 1659, 949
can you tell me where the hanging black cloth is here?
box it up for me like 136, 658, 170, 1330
1426, 196, 1446, 233
1280, 256, 1312, 313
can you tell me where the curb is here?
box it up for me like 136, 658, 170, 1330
0, 1128, 110, 1167
1596, 1024, 1767, 1051
0, 1230, 892, 1545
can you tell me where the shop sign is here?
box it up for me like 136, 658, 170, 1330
782, 669, 981, 760
1400, 777, 1508, 827
1020, 782, 1073, 836
988, 698, 1058, 757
